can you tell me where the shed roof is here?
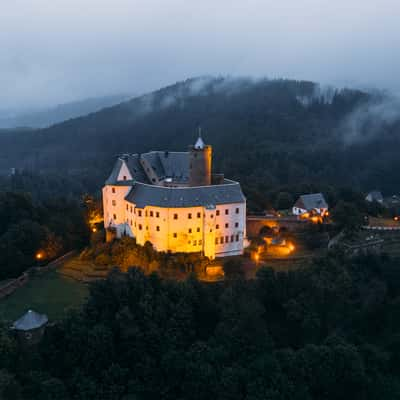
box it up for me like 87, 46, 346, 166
294, 193, 328, 210
12, 310, 48, 331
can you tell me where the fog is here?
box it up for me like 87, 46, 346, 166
2, 0, 399, 110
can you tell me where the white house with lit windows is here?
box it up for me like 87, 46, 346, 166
102, 136, 246, 259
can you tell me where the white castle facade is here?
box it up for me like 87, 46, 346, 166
102, 136, 246, 259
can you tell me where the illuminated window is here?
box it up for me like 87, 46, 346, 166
113, 214, 117, 220
156, 212, 160, 218
156, 226, 160, 231
174, 214, 178, 220
189, 228, 192, 233
225, 223, 229, 228
138, 224, 142, 230
197, 227, 200, 232
236, 208, 239, 214
112, 188, 116, 193
216, 210, 220, 216
112, 200, 116, 206
225, 209, 229, 215
197, 212, 201, 218
188, 213, 192, 219
150, 211, 154, 217
235, 222, 239, 228
216, 224, 219, 229
138, 210, 142, 217
173, 233, 177, 238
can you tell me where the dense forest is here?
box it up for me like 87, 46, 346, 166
0, 172, 90, 280
2, 254, 400, 399
0, 77, 399, 212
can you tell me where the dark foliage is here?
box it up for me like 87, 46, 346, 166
2, 253, 400, 399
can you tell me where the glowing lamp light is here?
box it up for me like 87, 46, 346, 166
394, 216, 399, 222
92, 227, 97, 233
36, 252, 43, 260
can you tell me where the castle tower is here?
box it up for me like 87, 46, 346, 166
189, 131, 212, 186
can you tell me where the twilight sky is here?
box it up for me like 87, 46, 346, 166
1, 0, 399, 110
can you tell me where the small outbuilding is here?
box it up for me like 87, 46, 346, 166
12, 310, 48, 346
365, 191, 384, 204
292, 193, 328, 216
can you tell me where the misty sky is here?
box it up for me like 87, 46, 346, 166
1, 0, 399, 110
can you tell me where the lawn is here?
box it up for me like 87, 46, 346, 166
0, 270, 88, 323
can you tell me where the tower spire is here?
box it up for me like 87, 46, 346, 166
194, 127, 205, 149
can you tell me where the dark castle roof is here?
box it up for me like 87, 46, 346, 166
125, 180, 245, 208
106, 152, 190, 185
105, 150, 245, 207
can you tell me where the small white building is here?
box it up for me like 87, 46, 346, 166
102, 136, 246, 260
292, 193, 328, 216
365, 191, 384, 204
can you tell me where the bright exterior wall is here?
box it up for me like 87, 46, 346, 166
103, 183, 246, 259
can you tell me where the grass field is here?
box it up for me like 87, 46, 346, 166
0, 270, 88, 323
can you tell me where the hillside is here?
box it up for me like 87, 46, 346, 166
1, 77, 399, 207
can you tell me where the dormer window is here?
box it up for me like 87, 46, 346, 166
123, 176, 127, 180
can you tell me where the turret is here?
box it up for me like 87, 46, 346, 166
189, 132, 212, 186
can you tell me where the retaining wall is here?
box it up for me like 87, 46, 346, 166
0, 251, 77, 300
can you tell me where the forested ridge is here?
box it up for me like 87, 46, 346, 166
1, 77, 400, 209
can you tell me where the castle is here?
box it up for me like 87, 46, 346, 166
102, 136, 246, 259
